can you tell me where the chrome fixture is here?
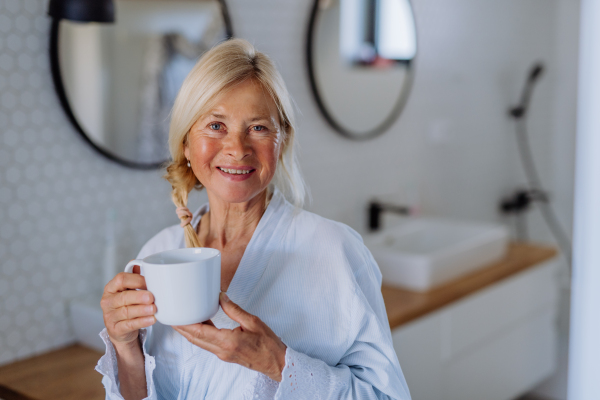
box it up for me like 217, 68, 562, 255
368, 201, 411, 231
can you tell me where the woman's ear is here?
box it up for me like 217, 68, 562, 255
277, 126, 287, 160
184, 143, 190, 161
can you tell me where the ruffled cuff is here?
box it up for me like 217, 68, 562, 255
242, 371, 279, 399
242, 346, 310, 400
275, 347, 320, 399
274, 346, 348, 400
95, 328, 157, 400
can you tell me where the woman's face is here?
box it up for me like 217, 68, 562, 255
184, 79, 283, 204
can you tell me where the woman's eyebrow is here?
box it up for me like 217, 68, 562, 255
207, 113, 275, 124
209, 113, 271, 122
249, 115, 274, 123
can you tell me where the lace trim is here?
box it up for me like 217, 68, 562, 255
242, 371, 279, 400
95, 328, 157, 400
274, 347, 348, 400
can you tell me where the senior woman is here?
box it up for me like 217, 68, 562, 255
97, 39, 410, 400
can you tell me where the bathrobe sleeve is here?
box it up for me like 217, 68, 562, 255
95, 226, 181, 400
96, 327, 157, 400
272, 240, 411, 400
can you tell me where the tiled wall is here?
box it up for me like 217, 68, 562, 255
0, 0, 575, 367
0, 0, 180, 364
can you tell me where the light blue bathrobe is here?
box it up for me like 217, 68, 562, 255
96, 189, 411, 399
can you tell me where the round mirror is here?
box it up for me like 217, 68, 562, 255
50, 0, 233, 169
307, 0, 417, 140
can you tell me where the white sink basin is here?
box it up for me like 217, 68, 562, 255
365, 218, 509, 292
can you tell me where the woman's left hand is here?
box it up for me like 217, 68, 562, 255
173, 293, 287, 382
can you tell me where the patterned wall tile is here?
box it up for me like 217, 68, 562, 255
0, 0, 179, 365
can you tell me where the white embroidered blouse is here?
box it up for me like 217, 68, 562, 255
96, 189, 411, 399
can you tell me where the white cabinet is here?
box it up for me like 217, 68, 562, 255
392, 259, 559, 400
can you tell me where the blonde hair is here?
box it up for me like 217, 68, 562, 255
163, 38, 306, 248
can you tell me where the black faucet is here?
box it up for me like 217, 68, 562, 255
368, 201, 411, 232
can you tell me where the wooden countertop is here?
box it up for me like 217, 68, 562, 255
382, 242, 557, 329
0, 345, 104, 400
0, 242, 556, 400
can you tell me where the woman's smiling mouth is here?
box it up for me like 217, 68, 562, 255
217, 167, 254, 175
216, 166, 256, 181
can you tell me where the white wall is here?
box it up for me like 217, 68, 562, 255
0, 0, 577, 382
532, 1, 580, 398
567, 0, 600, 397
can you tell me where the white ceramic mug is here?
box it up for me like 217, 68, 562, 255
125, 248, 221, 326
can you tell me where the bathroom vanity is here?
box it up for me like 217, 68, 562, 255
386, 243, 558, 400
0, 243, 557, 400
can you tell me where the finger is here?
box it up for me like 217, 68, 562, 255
125, 261, 142, 275
219, 293, 261, 331
101, 289, 153, 313
114, 315, 156, 333
173, 325, 196, 341
105, 272, 147, 294
111, 289, 154, 310
112, 304, 156, 323
173, 325, 225, 355
174, 323, 222, 342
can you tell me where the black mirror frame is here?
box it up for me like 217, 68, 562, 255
48, 0, 234, 170
305, 0, 417, 141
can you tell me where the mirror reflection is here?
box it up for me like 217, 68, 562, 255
308, 0, 417, 139
57, 0, 231, 166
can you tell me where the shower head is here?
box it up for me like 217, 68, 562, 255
509, 62, 545, 119
528, 63, 544, 82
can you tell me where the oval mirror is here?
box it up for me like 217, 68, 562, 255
307, 0, 417, 140
50, 0, 233, 169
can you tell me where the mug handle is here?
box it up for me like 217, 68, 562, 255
124, 259, 143, 274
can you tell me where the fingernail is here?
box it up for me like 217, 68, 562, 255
221, 292, 229, 302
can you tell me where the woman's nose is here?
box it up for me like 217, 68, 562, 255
223, 131, 251, 160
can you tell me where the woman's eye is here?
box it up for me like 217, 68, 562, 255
209, 123, 223, 130
252, 125, 266, 132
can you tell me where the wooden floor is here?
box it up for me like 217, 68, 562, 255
0, 345, 104, 400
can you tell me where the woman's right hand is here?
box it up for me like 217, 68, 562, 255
101, 265, 156, 349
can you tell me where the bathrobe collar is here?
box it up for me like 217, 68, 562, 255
186, 188, 293, 325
